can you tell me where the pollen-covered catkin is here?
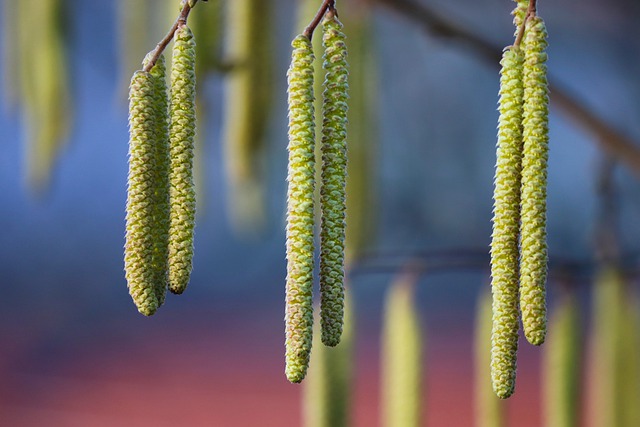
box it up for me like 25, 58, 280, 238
490, 46, 524, 399
519, 16, 549, 346
319, 13, 349, 348
125, 70, 160, 316
285, 34, 316, 384
143, 53, 170, 307
168, 25, 197, 295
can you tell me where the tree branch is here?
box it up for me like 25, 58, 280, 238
376, 0, 640, 176
303, 0, 336, 39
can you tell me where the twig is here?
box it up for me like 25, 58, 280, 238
514, 0, 537, 47
303, 0, 336, 39
376, 0, 640, 176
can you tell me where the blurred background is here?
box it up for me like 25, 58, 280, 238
1, 0, 640, 425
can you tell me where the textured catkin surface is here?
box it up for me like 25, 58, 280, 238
285, 34, 316, 384
125, 71, 159, 316
168, 25, 197, 295
490, 46, 524, 399
319, 14, 349, 348
144, 53, 170, 308
519, 16, 549, 347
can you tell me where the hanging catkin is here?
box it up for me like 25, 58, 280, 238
519, 15, 549, 346
490, 46, 524, 399
143, 53, 171, 307
285, 34, 316, 384
125, 70, 160, 316
319, 12, 349, 348
168, 24, 197, 295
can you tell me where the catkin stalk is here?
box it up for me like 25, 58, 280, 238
125, 71, 160, 316
285, 34, 316, 384
319, 12, 349, 348
490, 46, 524, 399
519, 16, 549, 346
168, 25, 197, 295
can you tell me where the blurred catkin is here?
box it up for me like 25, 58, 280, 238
620, 293, 640, 427
519, 16, 549, 346
490, 46, 524, 399
543, 292, 581, 427
319, 12, 349, 348
285, 34, 316, 384
475, 289, 505, 427
382, 271, 423, 427
125, 71, 160, 316
168, 25, 197, 295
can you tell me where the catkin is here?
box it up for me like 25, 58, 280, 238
319, 13, 349, 348
168, 25, 197, 295
125, 70, 160, 316
490, 46, 524, 399
519, 16, 549, 346
285, 34, 316, 384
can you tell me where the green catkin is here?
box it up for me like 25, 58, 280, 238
381, 272, 423, 427
519, 16, 549, 346
512, 1, 529, 32
168, 25, 197, 295
621, 294, 640, 427
319, 13, 349, 348
285, 34, 316, 384
143, 53, 171, 307
125, 71, 160, 316
475, 289, 505, 427
490, 46, 524, 399
543, 293, 581, 427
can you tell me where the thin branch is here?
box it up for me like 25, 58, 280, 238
142, 0, 197, 72
513, 0, 537, 47
303, 0, 336, 39
376, 0, 640, 176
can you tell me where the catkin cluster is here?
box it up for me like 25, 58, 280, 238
489, 3, 549, 398
125, 23, 197, 316
285, 10, 349, 383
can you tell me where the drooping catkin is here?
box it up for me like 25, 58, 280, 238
125, 70, 160, 316
143, 53, 170, 307
490, 46, 524, 399
512, 1, 529, 32
319, 12, 349, 348
620, 293, 640, 427
381, 271, 423, 427
519, 16, 549, 346
543, 292, 581, 427
168, 25, 197, 295
285, 34, 316, 384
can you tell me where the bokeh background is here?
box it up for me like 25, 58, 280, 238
1, 0, 640, 426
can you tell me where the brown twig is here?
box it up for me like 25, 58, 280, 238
376, 0, 640, 176
303, 0, 336, 39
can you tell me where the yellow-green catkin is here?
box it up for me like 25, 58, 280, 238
168, 25, 197, 295
303, 294, 354, 427
620, 293, 640, 427
475, 289, 505, 427
490, 46, 524, 399
319, 12, 349, 348
125, 71, 160, 316
143, 53, 171, 307
519, 15, 549, 346
382, 272, 423, 427
512, 1, 529, 32
285, 34, 316, 384
543, 293, 581, 427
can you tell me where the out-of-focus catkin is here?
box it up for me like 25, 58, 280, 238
168, 24, 197, 295
319, 12, 349, 348
285, 34, 316, 384
125, 70, 160, 316
519, 16, 549, 346
490, 46, 524, 399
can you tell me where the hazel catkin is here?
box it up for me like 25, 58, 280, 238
490, 46, 524, 399
168, 24, 197, 295
319, 12, 349, 348
519, 16, 549, 347
285, 34, 316, 384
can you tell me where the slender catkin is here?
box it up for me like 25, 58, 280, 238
490, 46, 524, 399
621, 293, 640, 427
319, 12, 349, 348
519, 16, 549, 346
125, 70, 160, 316
168, 25, 197, 295
143, 53, 170, 307
285, 34, 316, 384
